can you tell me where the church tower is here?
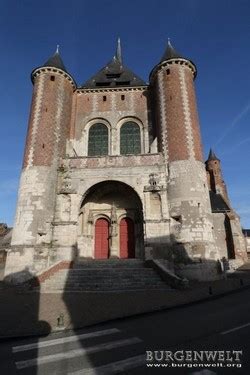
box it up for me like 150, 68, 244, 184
205, 149, 230, 204
150, 41, 218, 260
5, 38, 247, 283
11, 48, 75, 250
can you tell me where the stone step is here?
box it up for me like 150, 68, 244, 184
47, 272, 159, 279
38, 260, 171, 292
39, 284, 171, 291
73, 260, 146, 269
47, 275, 161, 282
45, 280, 162, 286
45, 274, 161, 280
58, 268, 155, 273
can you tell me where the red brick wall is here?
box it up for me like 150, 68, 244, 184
152, 63, 203, 162
30, 261, 73, 287
73, 90, 148, 141
164, 66, 188, 161
185, 70, 204, 161
23, 73, 73, 168
206, 159, 230, 202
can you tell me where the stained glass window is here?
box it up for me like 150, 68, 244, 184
120, 122, 141, 155
88, 123, 108, 156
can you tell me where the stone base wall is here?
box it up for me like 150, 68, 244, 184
11, 166, 56, 246
4, 245, 76, 283
175, 261, 222, 281
168, 160, 218, 260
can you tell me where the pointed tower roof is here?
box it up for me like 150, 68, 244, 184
150, 38, 197, 81
43, 45, 67, 72
161, 39, 184, 62
82, 38, 146, 88
207, 148, 219, 161
115, 37, 122, 63
31, 46, 76, 88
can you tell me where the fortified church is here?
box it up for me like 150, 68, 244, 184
4, 39, 247, 281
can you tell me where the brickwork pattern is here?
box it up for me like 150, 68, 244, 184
206, 159, 230, 203
24, 72, 73, 168
70, 89, 150, 157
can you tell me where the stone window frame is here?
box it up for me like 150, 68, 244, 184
116, 117, 144, 155
84, 118, 112, 157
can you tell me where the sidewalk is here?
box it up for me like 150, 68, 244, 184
0, 266, 250, 339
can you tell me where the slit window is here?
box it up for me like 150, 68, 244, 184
103, 96, 107, 102
50, 75, 55, 81
121, 95, 125, 101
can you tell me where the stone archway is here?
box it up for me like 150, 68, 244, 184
78, 181, 144, 259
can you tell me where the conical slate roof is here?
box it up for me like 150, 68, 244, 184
207, 148, 219, 161
82, 39, 146, 88
161, 39, 184, 62
43, 46, 67, 72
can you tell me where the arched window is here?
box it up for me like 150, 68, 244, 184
120, 121, 141, 155
88, 123, 108, 156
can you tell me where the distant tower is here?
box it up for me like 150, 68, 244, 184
11, 47, 75, 249
205, 149, 230, 204
150, 40, 217, 259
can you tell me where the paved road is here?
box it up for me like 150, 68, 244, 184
0, 287, 250, 374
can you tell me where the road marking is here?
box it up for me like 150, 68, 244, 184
220, 322, 250, 335
15, 337, 142, 369
69, 354, 146, 375
12, 328, 120, 353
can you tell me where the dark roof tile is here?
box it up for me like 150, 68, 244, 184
81, 39, 146, 88
207, 148, 219, 162
161, 39, 184, 62
210, 191, 230, 212
43, 46, 67, 73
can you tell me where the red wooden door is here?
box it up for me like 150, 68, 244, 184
95, 218, 109, 259
120, 218, 135, 258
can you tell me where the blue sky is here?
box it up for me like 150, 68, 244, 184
0, 0, 249, 228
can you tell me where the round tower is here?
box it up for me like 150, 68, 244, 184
11, 47, 75, 248
205, 149, 230, 204
150, 40, 218, 261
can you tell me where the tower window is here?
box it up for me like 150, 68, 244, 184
88, 123, 108, 156
166, 69, 170, 75
50, 75, 55, 81
106, 73, 121, 79
120, 121, 141, 155
116, 81, 130, 86
96, 82, 111, 87
121, 95, 125, 101
103, 96, 107, 102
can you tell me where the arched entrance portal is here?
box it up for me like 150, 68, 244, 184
120, 218, 135, 258
95, 218, 110, 259
79, 181, 144, 259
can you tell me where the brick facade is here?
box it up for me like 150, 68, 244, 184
4, 41, 247, 281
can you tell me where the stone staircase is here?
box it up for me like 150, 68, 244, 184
38, 259, 172, 292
